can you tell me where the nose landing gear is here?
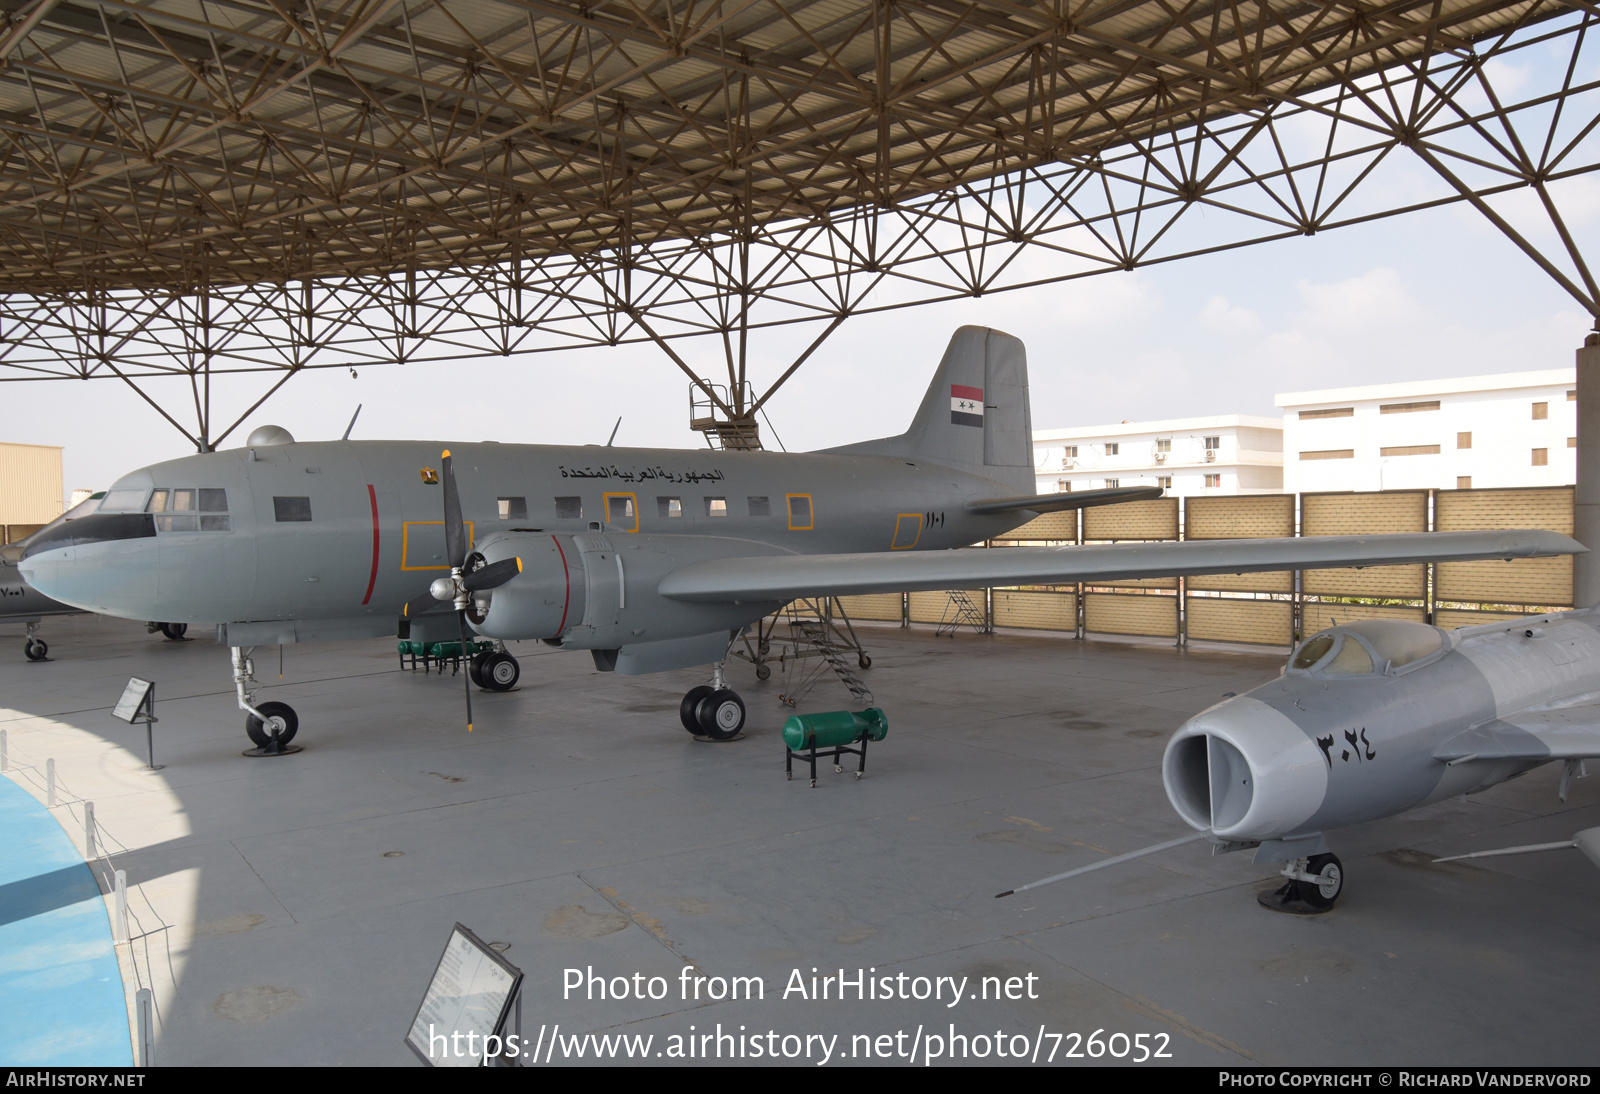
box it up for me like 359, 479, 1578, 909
1257, 852, 1344, 914
232, 646, 302, 757
23, 622, 47, 661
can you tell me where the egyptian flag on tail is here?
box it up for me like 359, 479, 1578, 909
951, 384, 984, 427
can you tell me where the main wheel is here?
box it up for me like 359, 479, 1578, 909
696, 689, 746, 740
468, 651, 491, 688
24, 638, 47, 661
479, 652, 520, 691
245, 701, 299, 749
159, 622, 188, 641
1298, 853, 1344, 908
679, 685, 714, 733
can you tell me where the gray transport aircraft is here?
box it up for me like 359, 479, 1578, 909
1002, 610, 1600, 911
17, 326, 1582, 754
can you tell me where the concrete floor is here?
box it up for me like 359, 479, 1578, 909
1, 613, 1597, 1067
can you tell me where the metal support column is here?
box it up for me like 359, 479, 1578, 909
1574, 334, 1600, 608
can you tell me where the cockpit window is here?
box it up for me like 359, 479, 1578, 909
1341, 619, 1443, 668
99, 488, 148, 512
1323, 636, 1375, 675
1291, 634, 1335, 670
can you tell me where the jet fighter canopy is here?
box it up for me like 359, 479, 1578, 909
1290, 619, 1445, 676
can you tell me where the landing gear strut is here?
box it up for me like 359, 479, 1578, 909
679, 660, 746, 741
23, 622, 47, 661
1257, 852, 1344, 914
233, 646, 301, 756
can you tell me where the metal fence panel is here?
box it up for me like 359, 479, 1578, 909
1434, 608, 1536, 630
908, 590, 950, 624
1085, 593, 1177, 637
1435, 487, 1574, 606
1302, 602, 1426, 633
992, 590, 1077, 631
1301, 491, 1427, 597
992, 511, 1078, 542
1186, 494, 1294, 592
1186, 598, 1294, 646
1083, 497, 1180, 541
837, 594, 903, 622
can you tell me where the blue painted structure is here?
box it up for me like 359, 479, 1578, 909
0, 776, 133, 1065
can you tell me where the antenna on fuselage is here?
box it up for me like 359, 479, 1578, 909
341, 404, 363, 441
606, 416, 622, 446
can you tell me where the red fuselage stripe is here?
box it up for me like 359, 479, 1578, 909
552, 534, 570, 636
362, 484, 380, 605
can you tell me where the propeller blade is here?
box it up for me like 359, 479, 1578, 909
440, 450, 466, 570
462, 557, 521, 592
457, 608, 475, 733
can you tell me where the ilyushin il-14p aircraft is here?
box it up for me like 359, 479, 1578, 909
999, 612, 1600, 912
18, 326, 1583, 759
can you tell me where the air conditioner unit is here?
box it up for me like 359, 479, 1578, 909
1154, 452, 1166, 463
1061, 458, 1076, 469
1204, 450, 1217, 462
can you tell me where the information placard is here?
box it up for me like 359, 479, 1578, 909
112, 678, 153, 724
404, 923, 522, 1067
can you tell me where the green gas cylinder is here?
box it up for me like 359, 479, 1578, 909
782, 708, 889, 751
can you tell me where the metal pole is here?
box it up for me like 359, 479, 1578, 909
84, 800, 96, 860
1574, 334, 1600, 608
135, 988, 154, 1066
114, 869, 128, 941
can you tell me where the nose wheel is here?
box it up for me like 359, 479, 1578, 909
233, 646, 303, 757
1257, 852, 1344, 914
24, 637, 48, 661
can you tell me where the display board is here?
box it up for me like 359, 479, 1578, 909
112, 678, 153, 723
404, 923, 523, 1067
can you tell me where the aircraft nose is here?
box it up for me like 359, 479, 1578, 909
18, 512, 161, 616
1162, 696, 1328, 842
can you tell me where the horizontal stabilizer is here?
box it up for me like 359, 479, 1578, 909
659, 529, 1582, 604
968, 486, 1163, 516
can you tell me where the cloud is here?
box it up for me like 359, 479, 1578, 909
1198, 295, 1264, 335
1293, 267, 1424, 330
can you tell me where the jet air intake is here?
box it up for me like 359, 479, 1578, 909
1161, 697, 1328, 842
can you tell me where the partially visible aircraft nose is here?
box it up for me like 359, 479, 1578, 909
1162, 696, 1328, 842
17, 511, 161, 617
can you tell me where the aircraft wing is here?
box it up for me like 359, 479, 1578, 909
659, 529, 1581, 604
967, 485, 1163, 515
1434, 705, 1600, 762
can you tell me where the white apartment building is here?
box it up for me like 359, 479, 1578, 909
1032, 415, 1284, 498
1278, 369, 1575, 494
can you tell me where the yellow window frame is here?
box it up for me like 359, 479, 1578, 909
602, 492, 640, 532
891, 513, 922, 549
786, 493, 814, 531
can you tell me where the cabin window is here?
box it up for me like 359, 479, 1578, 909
748, 496, 771, 517
498, 496, 527, 520
1533, 448, 1549, 466
787, 494, 813, 530
555, 496, 582, 520
607, 496, 634, 522
1458, 432, 1472, 449
657, 496, 682, 518
148, 488, 200, 531
1157, 476, 1172, 489
705, 497, 728, 518
1105, 443, 1119, 456
1533, 401, 1548, 420
273, 496, 312, 522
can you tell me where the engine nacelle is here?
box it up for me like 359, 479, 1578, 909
1161, 696, 1329, 842
472, 530, 785, 648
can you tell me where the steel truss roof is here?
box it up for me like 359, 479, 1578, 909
1, 0, 1597, 447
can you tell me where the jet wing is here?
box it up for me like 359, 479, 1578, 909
659, 529, 1581, 604
1434, 706, 1600, 762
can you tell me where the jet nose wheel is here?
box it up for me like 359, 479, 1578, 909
245, 701, 300, 755
696, 689, 746, 741
1299, 853, 1344, 908
24, 638, 48, 661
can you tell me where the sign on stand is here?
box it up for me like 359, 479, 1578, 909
404, 923, 523, 1067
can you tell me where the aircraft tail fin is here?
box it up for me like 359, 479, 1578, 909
829, 326, 1034, 493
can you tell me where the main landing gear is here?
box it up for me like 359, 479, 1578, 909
1257, 852, 1344, 914
23, 622, 47, 661
679, 660, 746, 741
147, 621, 189, 640
469, 648, 520, 691
232, 646, 302, 756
